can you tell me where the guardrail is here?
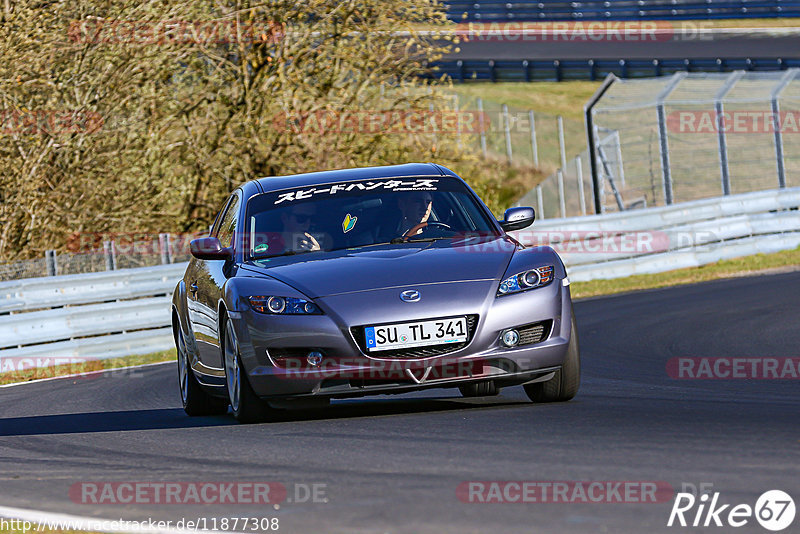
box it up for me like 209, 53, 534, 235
444, 1, 800, 22
511, 187, 800, 281
1, 187, 798, 367
0, 263, 187, 365
431, 58, 800, 82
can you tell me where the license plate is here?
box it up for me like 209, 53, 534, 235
364, 317, 468, 352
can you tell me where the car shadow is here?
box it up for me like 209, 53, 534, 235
0, 408, 235, 436
0, 397, 534, 436
270, 395, 531, 423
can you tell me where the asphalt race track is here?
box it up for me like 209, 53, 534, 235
1, 272, 798, 533
445, 33, 800, 60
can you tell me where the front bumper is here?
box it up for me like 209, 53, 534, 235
232, 279, 574, 399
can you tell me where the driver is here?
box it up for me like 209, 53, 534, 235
281, 204, 321, 252
259, 204, 320, 254
396, 191, 433, 236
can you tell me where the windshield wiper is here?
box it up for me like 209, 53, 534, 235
389, 236, 451, 245
250, 249, 316, 260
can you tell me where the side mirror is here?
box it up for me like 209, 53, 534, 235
190, 237, 232, 260
499, 207, 535, 232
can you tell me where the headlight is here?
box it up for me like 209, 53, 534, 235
497, 265, 554, 296
249, 296, 322, 315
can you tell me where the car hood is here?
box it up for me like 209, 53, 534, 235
239, 237, 517, 298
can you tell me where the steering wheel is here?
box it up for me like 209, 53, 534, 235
402, 221, 452, 240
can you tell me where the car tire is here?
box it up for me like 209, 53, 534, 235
223, 316, 273, 424
524, 316, 580, 403
458, 381, 499, 398
176, 324, 228, 416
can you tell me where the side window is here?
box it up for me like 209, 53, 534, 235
213, 194, 240, 248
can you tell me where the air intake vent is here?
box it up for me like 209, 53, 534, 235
517, 320, 553, 346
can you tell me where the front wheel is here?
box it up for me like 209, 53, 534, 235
524, 316, 580, 403
223, 317, 274, 423
177, 325, 228, 416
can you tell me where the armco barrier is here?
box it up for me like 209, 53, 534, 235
0, 263, 187, 366
1, 187, 798, 367
568, 232, 800, 281
0, 329, 174, 364
430, 58, 800, 83
511, 187, 800, 278
444, 1, 800, 22
0, 262, 187, 313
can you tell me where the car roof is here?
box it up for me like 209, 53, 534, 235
253, 163, 458, 193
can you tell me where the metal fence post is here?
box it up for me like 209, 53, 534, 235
502, 104, 513, 163
613, 130, 625, 187
557, 169, 566, 218
45, 250, 58, 276
104, 240, 117, 271
528, 110, 539, 167
429, 100, 437, 150
557, 115, 567, 171
536, 185, 544, 220
159, 233, 172, 265
584, 74, 618, 214
715, 71, 744, 196
453, 94, 462, 150
770, 69, 798, 189
576, 155, 587, 216
477, 98, 488, 158
655, 72, 687, 205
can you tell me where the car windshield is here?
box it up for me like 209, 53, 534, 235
244, 176, 499, 259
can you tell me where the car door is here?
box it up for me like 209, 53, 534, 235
187, 192, 240, 371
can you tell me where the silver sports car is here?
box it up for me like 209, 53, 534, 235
172, 163, 580, 422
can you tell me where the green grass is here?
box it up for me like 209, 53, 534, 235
681, 17, 800, 28
0, 348, 176, 386
450, 81, 602, 122
571, 246, 800, 299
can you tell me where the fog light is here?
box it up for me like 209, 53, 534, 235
501, 329, 519, 347
307, 351, 323, 366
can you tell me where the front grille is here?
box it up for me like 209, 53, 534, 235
351, 315, 479, 359
517, 320, 552, 346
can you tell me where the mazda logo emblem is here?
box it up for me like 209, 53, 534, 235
400, 290, 421, 302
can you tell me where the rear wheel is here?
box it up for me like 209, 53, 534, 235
176, 324, 228, 416
459, 380, 499, 398
524, 316, 580, 403
223, 317, 274, 423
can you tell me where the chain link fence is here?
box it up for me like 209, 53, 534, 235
0, 234, 194, 282
585, 69, 800, 213
452, 93, 585, 174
